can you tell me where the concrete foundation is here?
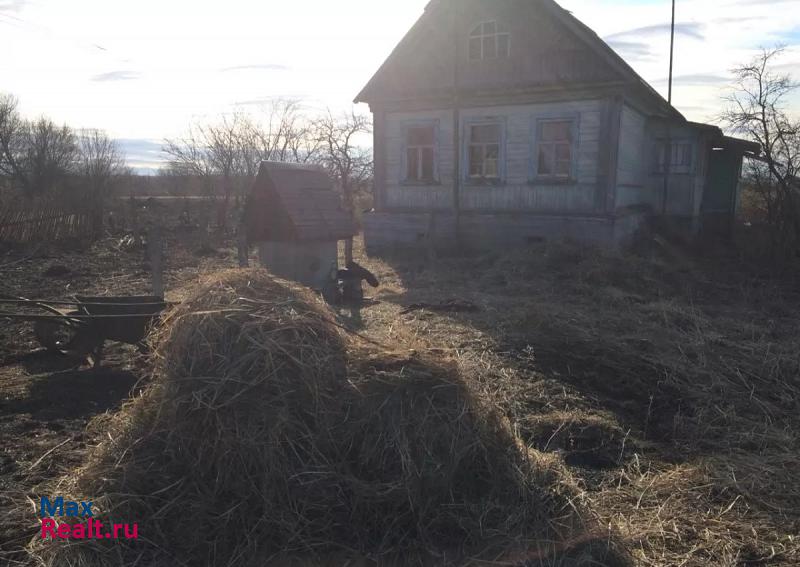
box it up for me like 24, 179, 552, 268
363, 211, 647, 255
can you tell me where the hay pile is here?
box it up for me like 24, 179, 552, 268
28, 269, 624, 566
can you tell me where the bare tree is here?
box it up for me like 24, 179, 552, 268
22, 118, 78, 194
163, 123, 222, 237
0, 94, 26, 190
313, 109, 373, 263
164, 100, 326, 230
721, 47, 800, 259
0, 95, 78, 196
77, 129, 126, 236
163, 125, 217, 181
247, 99, 322, 164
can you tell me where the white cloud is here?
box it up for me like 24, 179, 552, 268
1, 0, 798, 168
562, 0, 800, 121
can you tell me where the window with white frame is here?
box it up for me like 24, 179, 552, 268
536, 119, 575, 178
467, 122, 502, 180
654, 140, 694, 174
404, 124, 436, 183
469, 21, 510, 61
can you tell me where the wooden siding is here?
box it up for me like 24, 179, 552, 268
615, 103, 668, 211
643, 123, 708, 217
246, 162, 355, 243
384, 109, 455, 210
382, 99, 604, 214
615, 103, 650, 209
357, 0, 622, 104
258, 240, 337, 290
613, 113, 713, 218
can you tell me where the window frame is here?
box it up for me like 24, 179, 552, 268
400, 120, 440, 186
653, 139, 695, 175
531, 114, 580, 183
468, 20, 511, 61
463, 117, 506, 185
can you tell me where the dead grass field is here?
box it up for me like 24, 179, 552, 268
1, 231, 798, 566
349, 238, 800, 566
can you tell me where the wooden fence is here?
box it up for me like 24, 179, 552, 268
0, 205, 91, 244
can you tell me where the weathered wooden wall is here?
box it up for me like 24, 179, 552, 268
357, 0, 622, 103
385, 109, 455, 211
257, 240, 337, 290
614, 109, 713, 219
383, 99, 604, 214
615, 104, 654, 210
644, 122, 709, 218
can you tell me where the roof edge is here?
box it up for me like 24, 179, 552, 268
356, 0, 686, 123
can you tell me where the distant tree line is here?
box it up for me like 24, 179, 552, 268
0, 93, 128, 237
163, 99, 373, 262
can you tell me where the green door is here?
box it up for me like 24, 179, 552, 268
703, 149, 741, 215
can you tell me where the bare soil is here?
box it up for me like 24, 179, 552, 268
0, 228, 235, 565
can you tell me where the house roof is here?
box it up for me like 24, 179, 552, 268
686, 122, 761, 155
245, 162, 355, 243
355, 0, 683, 121
536, 0, 682, 119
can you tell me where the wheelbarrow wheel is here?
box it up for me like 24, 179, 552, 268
33, 311, 81, 354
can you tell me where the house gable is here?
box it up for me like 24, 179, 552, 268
358, 0, 619, 103
356, 0, 680, 121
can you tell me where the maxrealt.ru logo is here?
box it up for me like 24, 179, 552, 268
39, 497, 138, 540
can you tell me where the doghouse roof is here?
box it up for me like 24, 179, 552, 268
245, 161, 356, 243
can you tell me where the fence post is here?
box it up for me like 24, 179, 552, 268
237, 225, 249, 268
148, 226, 165, 298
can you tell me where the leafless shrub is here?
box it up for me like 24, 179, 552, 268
721, 47, 800, 262
163, 100, 373, 237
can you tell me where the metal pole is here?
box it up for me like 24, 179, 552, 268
452, 0, 462, 251
668, 0, 676, 105
662, 0, 676, 216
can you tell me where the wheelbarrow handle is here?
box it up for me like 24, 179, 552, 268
0, 313, 161, 320
0, 294, 69, 317
0, 298, 171, 308
0, 313, 83, 326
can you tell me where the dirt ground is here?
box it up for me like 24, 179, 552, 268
1, 230, 799, 566
0, 228, 236, 565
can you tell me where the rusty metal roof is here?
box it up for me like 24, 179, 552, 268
245, 162, 356, 243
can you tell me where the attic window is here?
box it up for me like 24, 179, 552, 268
469, 21, 510, 61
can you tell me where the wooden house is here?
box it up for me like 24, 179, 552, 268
245, 162, 355, 288
355, 0, 759, 252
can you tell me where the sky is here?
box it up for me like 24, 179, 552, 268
1, 0, 800, 172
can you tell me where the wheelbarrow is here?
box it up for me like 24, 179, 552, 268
0, 294, 169, 367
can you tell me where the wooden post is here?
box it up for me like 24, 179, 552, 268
148, 226, 164, 298
426, 211, 438, 265
237, 227, 249, 268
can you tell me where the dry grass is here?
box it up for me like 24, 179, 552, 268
24, 268, 630, 567
351, 238, 800, 566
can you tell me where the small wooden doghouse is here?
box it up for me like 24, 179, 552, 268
245, 162, 355, 289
